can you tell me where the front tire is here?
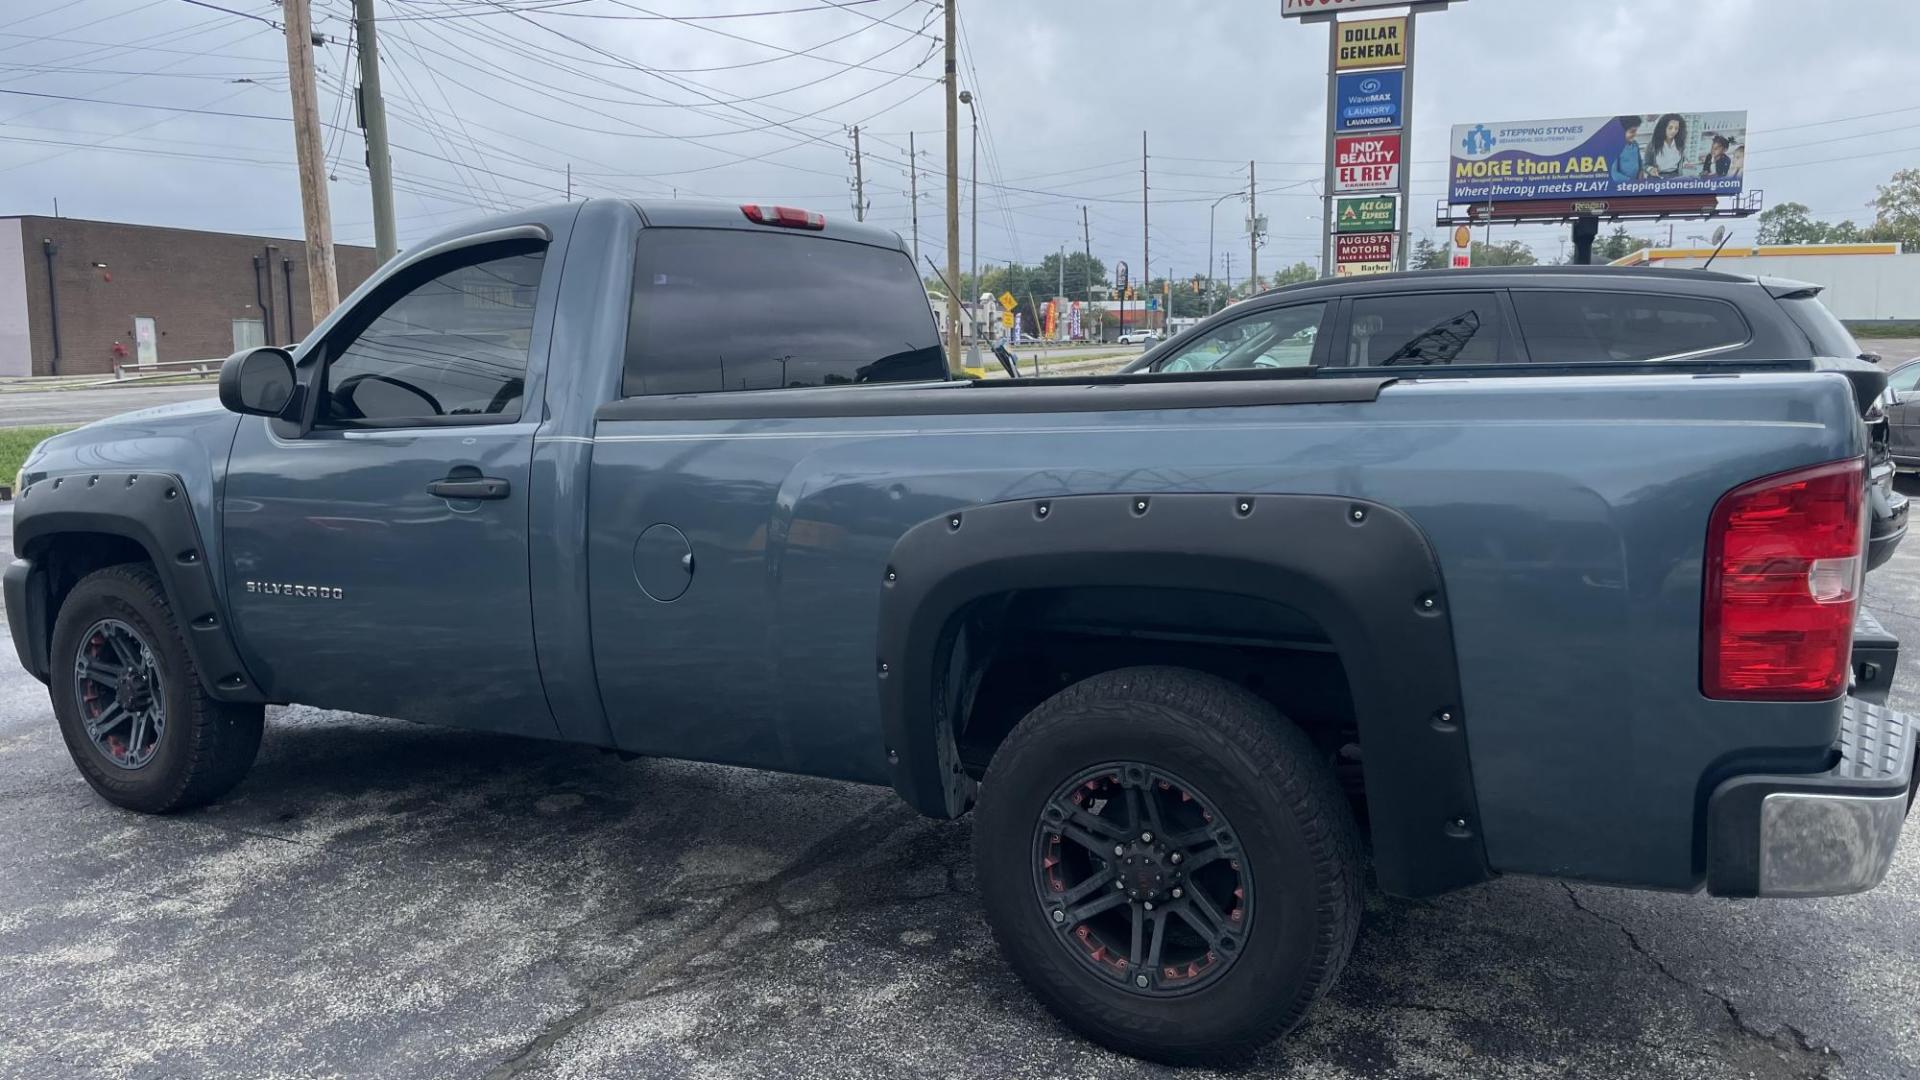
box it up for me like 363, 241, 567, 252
973, 666, 1362, 1066
50, 564, 263, 813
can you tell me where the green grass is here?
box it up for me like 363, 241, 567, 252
1850, 322, 1920, 339
0, 425, 73, 487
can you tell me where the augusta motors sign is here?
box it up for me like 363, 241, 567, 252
1334, 134, 1401, 192
1283, 0, 1461, 15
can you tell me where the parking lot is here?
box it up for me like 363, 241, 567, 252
1, 489, 1918, 1080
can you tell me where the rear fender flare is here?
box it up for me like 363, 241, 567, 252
875, 492, 1489, 898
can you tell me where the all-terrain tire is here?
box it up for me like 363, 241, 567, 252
973, 665, 1363, 1066
50, 563, 263, 813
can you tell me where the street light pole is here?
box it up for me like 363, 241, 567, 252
1208, 191, 1238, 315
959, 90, 978, 326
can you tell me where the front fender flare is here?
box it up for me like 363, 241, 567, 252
13, 471, 266, 703
875, 492, 1488, 898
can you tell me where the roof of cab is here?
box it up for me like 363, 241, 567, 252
629, 199, 909, 253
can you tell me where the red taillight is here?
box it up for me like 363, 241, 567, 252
741, 204, 826, 230
1703, 457, 1865, 700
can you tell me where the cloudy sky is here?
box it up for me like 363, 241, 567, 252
0, 0, 1911, 279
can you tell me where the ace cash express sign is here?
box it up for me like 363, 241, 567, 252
1335, 134, 1400, 193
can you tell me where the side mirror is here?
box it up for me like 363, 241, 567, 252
1889, 390, 1908, 407
219, 346, 296, 417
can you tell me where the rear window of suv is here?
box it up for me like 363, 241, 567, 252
623, 228, 946, 396
1510, 290, 1749, 363
1776, 291, 1863, 358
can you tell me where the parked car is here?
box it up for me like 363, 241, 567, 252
1116, 329, 1160, 345
1879, 356, 1920, 469
7, 204, 1913, 1065
1124, 266, 1906, 570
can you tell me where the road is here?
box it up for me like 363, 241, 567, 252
0, 383, 215, 427
2, 500, 1920, 1079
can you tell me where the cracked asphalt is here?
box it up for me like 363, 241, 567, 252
4, 487, 1920, 1080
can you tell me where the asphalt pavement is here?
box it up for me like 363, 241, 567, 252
4, 492, 1920, 1079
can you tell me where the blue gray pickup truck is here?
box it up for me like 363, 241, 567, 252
6, 200, 1913, 1064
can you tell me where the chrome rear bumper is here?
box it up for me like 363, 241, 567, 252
1707, 698, 1914, 898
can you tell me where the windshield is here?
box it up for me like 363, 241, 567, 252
1778, 292, 1863, 359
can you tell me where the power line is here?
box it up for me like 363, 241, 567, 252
175, 0, 281, 27
378, 0, 886, 22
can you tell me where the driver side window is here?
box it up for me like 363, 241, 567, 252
319, 249, 546, 426
1888, 364, 1920, 395
1150, 303, 1327, 374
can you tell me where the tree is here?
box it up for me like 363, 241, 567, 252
1470, 240, 1537, 267
1756, 202, 1863, 245
1596, 227, 1650, 263
1870, 168, 1920, 249
1412, 235, 1446, 270
1268, 261, 1317, 288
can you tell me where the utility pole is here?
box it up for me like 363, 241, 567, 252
851, 125, 866, 222
1055, 242, 1066, 342
942, 0, 962, 372
1248, 160, 1258, 295
1223, 249, 1233, 302
1081, 204, 1093, 339
565, 164, 571, 202
352, 0, 396, 264
283, 0, 338, 322
1141, 131, 1149, 324
907, 133, 919, 265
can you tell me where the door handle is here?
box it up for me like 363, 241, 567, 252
427, 476, 510, 500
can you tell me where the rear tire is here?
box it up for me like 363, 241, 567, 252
973, 665, 1362, 1066
50, 563, 263, 813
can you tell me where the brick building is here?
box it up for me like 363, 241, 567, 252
0, 216, 380, 377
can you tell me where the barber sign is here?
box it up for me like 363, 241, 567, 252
1334, 134, 1401, 193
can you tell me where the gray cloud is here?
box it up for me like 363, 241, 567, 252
0, 0, 1909, 273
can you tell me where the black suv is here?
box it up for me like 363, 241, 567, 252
1124, 266, 1905, 567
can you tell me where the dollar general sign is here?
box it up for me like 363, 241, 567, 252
1335, 17, 1405, 69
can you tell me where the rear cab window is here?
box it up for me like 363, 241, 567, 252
623, 228, 946, 396
1775, 290, 1864, 359
1510, 290, 1750, 364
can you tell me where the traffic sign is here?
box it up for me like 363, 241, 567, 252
997, 291, 1017, 312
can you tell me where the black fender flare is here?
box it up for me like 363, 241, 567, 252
10, 471, 266, 703
875, 492, 1489, 898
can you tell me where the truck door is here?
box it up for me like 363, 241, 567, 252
221, 232, 559, 737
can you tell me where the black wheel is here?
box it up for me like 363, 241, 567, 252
974, 666, 1362, 1065
50, 564, 263, 813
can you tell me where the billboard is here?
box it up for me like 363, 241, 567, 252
1283, 0, 1459, 15
1336, 233, 1395, 277
1335, 17, 1405, 70
1449, 112, 1748, 204
1334, 133, 1400, 192
1336, 197, 1397, 233
1337, 71, 1403, 132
